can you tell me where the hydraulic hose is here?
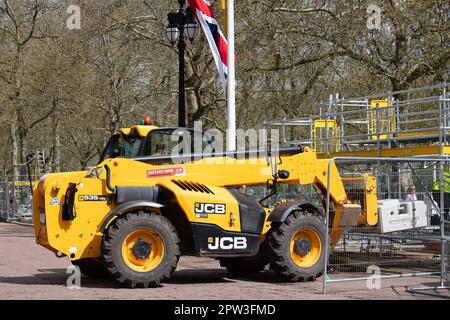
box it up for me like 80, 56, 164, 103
104, 164, 116, 194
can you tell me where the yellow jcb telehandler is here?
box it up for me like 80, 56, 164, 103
33, 122, 378, 287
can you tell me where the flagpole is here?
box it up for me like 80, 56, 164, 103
226, 0, 236, 152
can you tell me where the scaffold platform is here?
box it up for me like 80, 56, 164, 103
265, 83, 450, 159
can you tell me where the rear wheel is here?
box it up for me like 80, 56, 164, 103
219, 243, 269, 275
269, 210, 326, 282
72, 258, 108, 278
102, 211, 180, 288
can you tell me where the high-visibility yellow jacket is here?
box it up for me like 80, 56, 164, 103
432, 172, 450, 193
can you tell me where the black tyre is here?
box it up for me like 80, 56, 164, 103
219, 243, 269, 275
72, 258, 108, 278
269, 210, 326, 282
102, 211, 180, 288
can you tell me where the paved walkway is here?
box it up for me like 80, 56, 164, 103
0, 222, 448, 300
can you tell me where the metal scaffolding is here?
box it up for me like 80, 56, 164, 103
264, 83, 449, 295
264, 83, 450, 159
0, 150, 66, 222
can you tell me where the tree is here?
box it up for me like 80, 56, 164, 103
271, 0, 449, 92
0, 0, 58, 178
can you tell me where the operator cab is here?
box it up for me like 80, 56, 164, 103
98, 117, 210, 163
98, 122, 155, 163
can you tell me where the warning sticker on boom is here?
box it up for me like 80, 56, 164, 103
146, 167, 185, 179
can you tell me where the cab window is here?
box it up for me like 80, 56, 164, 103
142, 129, 211, 157
147, 131, 180, 156
99, 134, 144, 163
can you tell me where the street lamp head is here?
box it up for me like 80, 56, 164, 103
184, 7, 199, 43
166, 12, 180, 46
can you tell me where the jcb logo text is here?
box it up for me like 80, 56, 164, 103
208, 237, 247, 250
195, 203, 226, 214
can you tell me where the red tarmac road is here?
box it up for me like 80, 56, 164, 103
0, 222, 448, 300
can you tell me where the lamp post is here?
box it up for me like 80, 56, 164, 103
166, 0, 199, 128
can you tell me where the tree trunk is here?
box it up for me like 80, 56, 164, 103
9, 121, 19, 217
186, 88, 200, 127
390, 78, 408, 101
52, 103, 61, 171
9, 121, 19, 183
13, 44, 28, 167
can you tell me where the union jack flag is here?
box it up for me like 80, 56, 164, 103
187, 0, 228, 92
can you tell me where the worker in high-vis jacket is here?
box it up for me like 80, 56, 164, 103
432, 172, 450, 225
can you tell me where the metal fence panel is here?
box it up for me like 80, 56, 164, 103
0, 182, 32, 222
323, 157, 450, 293
0, 183, 11, 221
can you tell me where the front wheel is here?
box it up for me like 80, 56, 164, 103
269, 210, 326, 282
102, 211, 180, 288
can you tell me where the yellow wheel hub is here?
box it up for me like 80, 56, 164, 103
121, 228, 165, 272
290, 227, 322, 268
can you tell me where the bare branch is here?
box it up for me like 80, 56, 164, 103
273, 6, 336, 18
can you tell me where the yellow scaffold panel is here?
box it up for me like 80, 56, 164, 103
370, 99, 395, 140
313, 119, 339, 153
15, 181, 38, 187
